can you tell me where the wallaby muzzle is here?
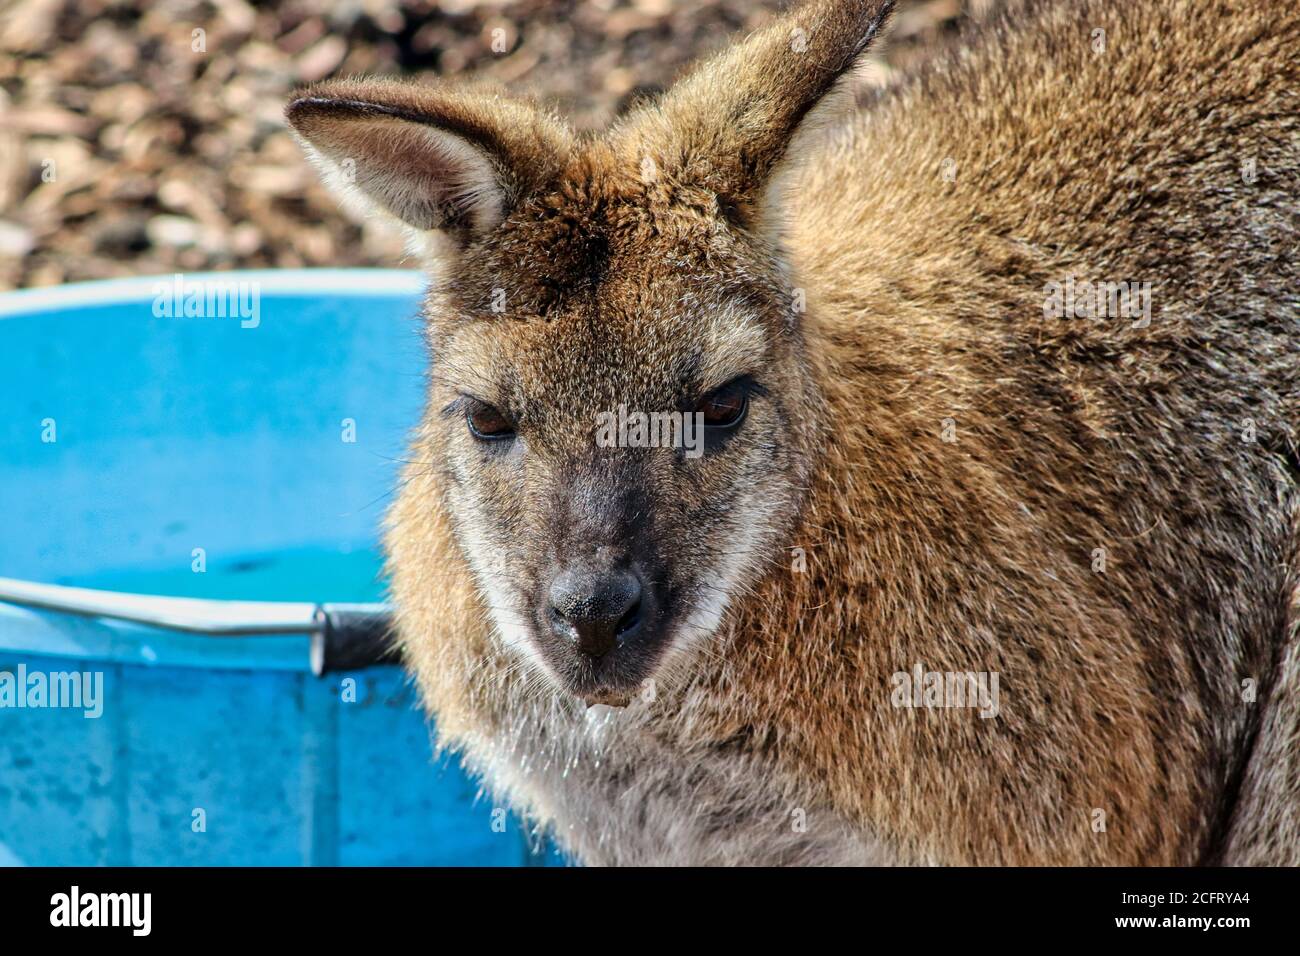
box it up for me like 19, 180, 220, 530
540, 558, 665, 704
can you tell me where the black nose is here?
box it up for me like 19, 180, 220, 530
547, 566, 643, 658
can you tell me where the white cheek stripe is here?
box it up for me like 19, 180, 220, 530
668, 504, 765, 665
454, 505, 552, 674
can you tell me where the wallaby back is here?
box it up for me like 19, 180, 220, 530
770, 0, 1300, 863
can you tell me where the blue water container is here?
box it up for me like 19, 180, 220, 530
0, 270, 545, 866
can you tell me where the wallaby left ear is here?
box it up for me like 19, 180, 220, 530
622, 0, 895, 222
286, 79, 573, 246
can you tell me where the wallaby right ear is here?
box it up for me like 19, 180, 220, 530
617, 0, 894, 232
286, 79, 572, 245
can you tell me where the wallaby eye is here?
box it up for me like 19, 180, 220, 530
466, 403, 515, 441
697, 380, 749, 429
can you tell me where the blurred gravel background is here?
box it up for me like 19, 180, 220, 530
0, 0, 995, 290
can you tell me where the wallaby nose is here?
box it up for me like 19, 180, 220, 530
547, 566, 643, 659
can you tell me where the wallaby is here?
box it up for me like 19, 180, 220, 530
287, 0, 1300, 865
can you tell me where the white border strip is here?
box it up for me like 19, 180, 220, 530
0, 268, 427, 319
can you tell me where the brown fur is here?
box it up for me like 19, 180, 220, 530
290, 0, 1300, 865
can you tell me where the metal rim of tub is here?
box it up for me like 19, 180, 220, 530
0, 576, 396, 675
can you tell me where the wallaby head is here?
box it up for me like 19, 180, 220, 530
287, 0, 895, 704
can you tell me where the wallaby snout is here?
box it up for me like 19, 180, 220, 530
547, 563, 645, 659
543, 560, 656, 701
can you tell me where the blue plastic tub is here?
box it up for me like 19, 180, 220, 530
0, 270, 545, 866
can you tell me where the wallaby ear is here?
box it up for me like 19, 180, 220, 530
286, 79, 572, 245
621, 0, 894, 222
